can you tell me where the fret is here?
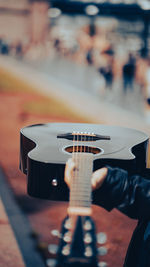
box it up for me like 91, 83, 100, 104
68, 152, 93, 214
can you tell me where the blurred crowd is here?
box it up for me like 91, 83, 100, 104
1, 21, 150, 109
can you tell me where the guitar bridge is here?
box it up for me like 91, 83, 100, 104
57, 132, 110, 141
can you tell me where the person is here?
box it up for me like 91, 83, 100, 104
98, 65, 113, 90
86, 48, 94, 65
122, 54, 136, 93
145, 59, 150, 106
65, 159, 150, 267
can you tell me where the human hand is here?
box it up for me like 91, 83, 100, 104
65, 158, 108, 190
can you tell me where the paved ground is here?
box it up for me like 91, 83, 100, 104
0, 197, 25, 267
0, 55, 149, 134
0, 167, 46, 267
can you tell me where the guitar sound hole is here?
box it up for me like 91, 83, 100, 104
65, 146, 102, 154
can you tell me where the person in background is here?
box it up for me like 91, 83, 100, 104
86, 48, 94, 65
145, 59, 150, 106
122, 54, 136, 93
1, 39, 9, 55
65, 159, 150, 267
99, 64, 113, 90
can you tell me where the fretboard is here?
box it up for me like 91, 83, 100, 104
68, 152, 93, 215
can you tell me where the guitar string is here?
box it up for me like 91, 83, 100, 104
72, 131, 78, 208
74, 132, 85, 208
85, 131, 91, 209
74, 131, 78, 208
75, 133, 80, 208
81, 133, 84, 208
83, 131, 93, 242
83, 132, 91, 249
81, 132, 88, 209
82, 132, 86, 208
91, 132, 93, 207
77, 132, 80, 208
82, 133, 90, 208
75, 134, 89, 253
73, 132, 77, 208
80, 133, 82, 208
84, 132, 86, 153
71, 131, 75, 208
83, 132, 90, 209
85, 133, 89, 208
80, 133, 82, 153
88, 132, 91, 208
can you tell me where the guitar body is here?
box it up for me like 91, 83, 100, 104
20, 123, 149, 200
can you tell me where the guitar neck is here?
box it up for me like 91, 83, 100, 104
68, 152, 93, 216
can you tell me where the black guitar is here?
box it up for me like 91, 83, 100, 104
20, 123, 149, 201
20, 123, 149, 266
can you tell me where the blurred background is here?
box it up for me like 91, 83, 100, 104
0, 0, 150, 267
1, 0, 150, 117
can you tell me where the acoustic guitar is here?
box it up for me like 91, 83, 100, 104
20, 123, 149, 266
20, 122, 149, 201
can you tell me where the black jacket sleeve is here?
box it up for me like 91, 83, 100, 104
92, 166, 150, 220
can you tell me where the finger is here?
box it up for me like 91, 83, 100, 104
65, 158, 76, 187
91, 167, 108, 190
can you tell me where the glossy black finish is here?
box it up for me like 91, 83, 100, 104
56, 216, 98, 267
20, 123, 149, 200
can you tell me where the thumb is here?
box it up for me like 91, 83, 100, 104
91, 167, 108, 190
